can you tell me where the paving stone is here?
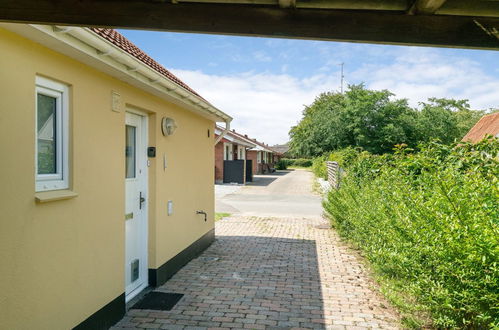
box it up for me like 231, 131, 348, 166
160, 325, 185, 330
138, 323, 161, 329
132, 317, 154, 323
114, 216, 400, 329
243, 324, 266, 329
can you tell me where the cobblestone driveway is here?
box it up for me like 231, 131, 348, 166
113, 216, 400, 329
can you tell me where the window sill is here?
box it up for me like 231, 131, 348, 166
35, 190, 78, 203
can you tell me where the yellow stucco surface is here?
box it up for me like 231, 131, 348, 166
0, 28, 215, 329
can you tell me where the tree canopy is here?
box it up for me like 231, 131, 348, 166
289, 84, 487, 157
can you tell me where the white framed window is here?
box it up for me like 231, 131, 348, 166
35, 76, 69, 192
257, 151, 261, 163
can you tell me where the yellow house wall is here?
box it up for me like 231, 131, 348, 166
0, 28, 215, 330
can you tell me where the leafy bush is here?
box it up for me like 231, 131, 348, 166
328, 146, 363, 168
312, 147, 363, 180
324, 138, 499, 328
283, 158, 312, 167
312, 155, 328, 179
293, 158, 313, 167
275, 159, 288, 170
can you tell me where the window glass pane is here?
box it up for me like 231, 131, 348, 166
125, 125, 136, 178
37, 94, 57, 174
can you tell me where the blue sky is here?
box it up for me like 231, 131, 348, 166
120, 30, 499, 144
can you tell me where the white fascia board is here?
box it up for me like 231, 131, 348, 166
250, 145, 273, 152
215, 129, 255, 148
228, 133, 256, 148
231, 134, 260, 148
236, 139, 256, 148
1, 23, 232, 123
214, 127, 224, 136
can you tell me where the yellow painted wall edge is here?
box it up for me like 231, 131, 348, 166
0, 27, 215, 329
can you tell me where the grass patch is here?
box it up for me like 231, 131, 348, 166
215, 212, 231, 222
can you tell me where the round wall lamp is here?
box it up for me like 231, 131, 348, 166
161, 117, 177, 136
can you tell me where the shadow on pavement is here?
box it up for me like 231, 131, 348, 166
151, 234, 327, 329
247, 170, 291, 187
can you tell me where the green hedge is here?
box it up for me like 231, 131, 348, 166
312, 156, 328, 179
312, 147, 363, 180
323, 138, 499, 328
282, 158, 312, 167
275, 159, 288, 170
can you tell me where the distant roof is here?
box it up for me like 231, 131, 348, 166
230, 130, 274, 153
214, 126, 256, 148
271, 144, 290, 155
90, 28, 206, 101
216, 126, 275, 153
462, 112, 499, 143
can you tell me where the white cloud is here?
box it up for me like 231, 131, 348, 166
171, 69, 339, 144
171, 49, 499, 145
351, 48, 499, 109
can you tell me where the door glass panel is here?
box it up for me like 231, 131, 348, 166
125, 125, 136, 178
37, 94, 57, 174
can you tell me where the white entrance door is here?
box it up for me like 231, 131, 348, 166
125, 111, 148, 302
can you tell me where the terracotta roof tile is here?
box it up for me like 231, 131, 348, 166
462, 112, 499, 143
89, 28, 206, 101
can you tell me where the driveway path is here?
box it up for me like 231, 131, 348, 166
113, 170, 400, 329
216, 170, 323, 217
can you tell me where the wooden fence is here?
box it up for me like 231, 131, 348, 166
326, 161, 341, 189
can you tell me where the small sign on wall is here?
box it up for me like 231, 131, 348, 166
111, 91, 121, 112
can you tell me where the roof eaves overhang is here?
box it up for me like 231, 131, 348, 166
250, 145, 273, 153
224, 129, 268, 150
214, 127, 256, 148
1, 23, 233, 123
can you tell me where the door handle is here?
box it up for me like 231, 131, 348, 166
139, 192, 145, 209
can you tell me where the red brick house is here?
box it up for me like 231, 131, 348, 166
215, 128, 284, 178
229, 131, 281, 174
214, 127, 255, 183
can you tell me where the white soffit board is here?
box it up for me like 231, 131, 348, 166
1, 23, 231, 123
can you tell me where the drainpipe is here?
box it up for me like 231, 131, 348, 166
214, 119, 231, 145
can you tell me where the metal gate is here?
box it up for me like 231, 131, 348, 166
223, 160, 245, 184
245, 160, 253, 182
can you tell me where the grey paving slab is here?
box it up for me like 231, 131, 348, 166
215, 170, 323, 217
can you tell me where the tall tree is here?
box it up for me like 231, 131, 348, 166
289, 86, 485, 157
289, 84, 417, 156
416, 98, 485, 144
